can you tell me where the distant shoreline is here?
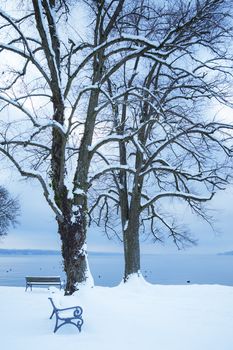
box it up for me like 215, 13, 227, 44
0, 248, 123, 256
0, 249, 60, 256
1, 248, 232, 256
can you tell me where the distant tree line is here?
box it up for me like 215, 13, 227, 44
0, 186, 19, 236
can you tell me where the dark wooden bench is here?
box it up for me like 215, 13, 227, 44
25, 276, 62, 291
48, 297, 84, 333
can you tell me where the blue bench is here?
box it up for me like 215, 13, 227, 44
48, 297, 83, 333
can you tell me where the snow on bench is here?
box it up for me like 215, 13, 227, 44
25, 276, 62, 291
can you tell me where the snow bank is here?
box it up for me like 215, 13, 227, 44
1, 282, 233, 350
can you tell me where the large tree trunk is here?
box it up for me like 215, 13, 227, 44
33, 0, 91, 294
58, 223, 88, 295
123, 225, 140, 281
123, 190, 141, 281
57, 206, 91, 295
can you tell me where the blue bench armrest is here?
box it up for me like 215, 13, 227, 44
48, 297, 83, 333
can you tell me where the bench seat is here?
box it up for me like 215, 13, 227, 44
25, 276, 62, 291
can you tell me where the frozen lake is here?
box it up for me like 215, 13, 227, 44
0, 253, 233, 287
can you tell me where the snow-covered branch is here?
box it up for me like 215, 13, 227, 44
141, 191, 214, 211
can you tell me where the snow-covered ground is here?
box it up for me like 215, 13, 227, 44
1, 278, 233, 350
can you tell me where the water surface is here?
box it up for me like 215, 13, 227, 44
0, 253, 232, 287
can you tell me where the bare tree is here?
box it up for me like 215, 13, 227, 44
0, 0, 199, 293
88, 0, 233, 281
0, 186, 19, 236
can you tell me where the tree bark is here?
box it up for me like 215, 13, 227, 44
58, 211, 89, 295
123, 224, 140, 281
123, 183, 141, 281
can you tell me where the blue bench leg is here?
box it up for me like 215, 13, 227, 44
49, 309, 55, 320
53, 318, 83, 333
